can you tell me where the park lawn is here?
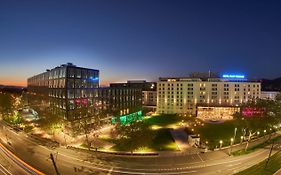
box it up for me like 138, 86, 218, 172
195, 120, 243, 149
100, 114, 188, 152
106, 128, 178, 152
143, 114, 183, 127
232, 135, 281, 156
235, 150, 281, 175
150, 128, 178, 151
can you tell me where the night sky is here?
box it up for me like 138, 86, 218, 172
1, 0, 281, 86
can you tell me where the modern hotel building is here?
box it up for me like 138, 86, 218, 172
156, 73, 261, 120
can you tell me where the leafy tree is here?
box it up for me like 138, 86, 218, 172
0, 92, 13, 116
72, 104, 100, 150
234, 97, 281, 150
115, 121, 155, 153
38, 107, 64, 135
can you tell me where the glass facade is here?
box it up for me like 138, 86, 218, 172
27, 63, 142, 126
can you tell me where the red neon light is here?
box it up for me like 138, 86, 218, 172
242, 107, 266, 117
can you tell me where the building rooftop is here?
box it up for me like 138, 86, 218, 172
159, 77, 261, 83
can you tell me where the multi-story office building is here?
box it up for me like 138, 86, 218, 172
96, 87, 142, 125
94, 87, 142, 116
110, 80, 156, 91
110, 80, 157, 111
27, 63, 142, 126
157, 73, 261, 120
142, 91, 157, 106
27, 63, 99, 121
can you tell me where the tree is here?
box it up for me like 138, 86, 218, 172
38, 107, 64, 136
73, 104, 100, 150
234, 97, 281, 150
115, 121, 155, 153
0, 92, 13, 116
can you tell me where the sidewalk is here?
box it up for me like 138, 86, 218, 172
274, 168, 281, 175
170, 127, 190, 151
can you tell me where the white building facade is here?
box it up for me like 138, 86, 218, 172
142, 90, 157, 106
157, 77, 261, 115
261, 91, 279, 100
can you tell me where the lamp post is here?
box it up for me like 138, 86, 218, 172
219, 140, 223, 149
229, 138, 234, 155
265, 141, 275, 170
264, 130, 267, 137
233, 127, 237, 143
205, 141, 208, 152
50, 153, 60, 175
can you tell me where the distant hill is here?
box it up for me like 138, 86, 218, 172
261, 77, 281, 91
0, 85, 26, 93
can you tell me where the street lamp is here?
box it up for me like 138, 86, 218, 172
233, 127, 237, 144
205, 141, 209, 152
240, 136, 244, 143
219, 140, 223, 149
229, 138, 234, 155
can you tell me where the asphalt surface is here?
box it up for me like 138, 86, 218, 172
0, 143, 30, 175
0, 120, 280, 175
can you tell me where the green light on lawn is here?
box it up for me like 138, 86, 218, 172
111, 117, 116, 124
112, 110, 143, 125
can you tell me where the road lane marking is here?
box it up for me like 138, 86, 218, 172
56, 148, 270, 174
226, 162, 242, 167
197, 153, 204, 162
1, 121, 277, 174
0, 167, 8, 175
0, 163, 11, 175
107, 167, 113, 175
0, 143, 45, 175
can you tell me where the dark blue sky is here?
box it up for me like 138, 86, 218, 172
0, 0, 281, 86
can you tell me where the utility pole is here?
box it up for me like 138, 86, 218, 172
264, 141, 274, 169
50, 153, 60, 175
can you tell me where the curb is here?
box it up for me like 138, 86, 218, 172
67, 146, 159, 156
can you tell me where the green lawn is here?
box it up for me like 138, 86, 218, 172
98, 114, 184, 152
144, 114, 183, 127
235, 150, 281, 175
195, 120, 243, 149
150, 128, 178, 151
109, 128, 178, 152
232, 135, 281, 156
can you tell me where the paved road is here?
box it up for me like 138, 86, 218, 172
0, 120, 280, 175
0, 143, 31, 175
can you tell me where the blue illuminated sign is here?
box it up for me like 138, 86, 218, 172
222, 74, 245, 79
90, 77, 99, 81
